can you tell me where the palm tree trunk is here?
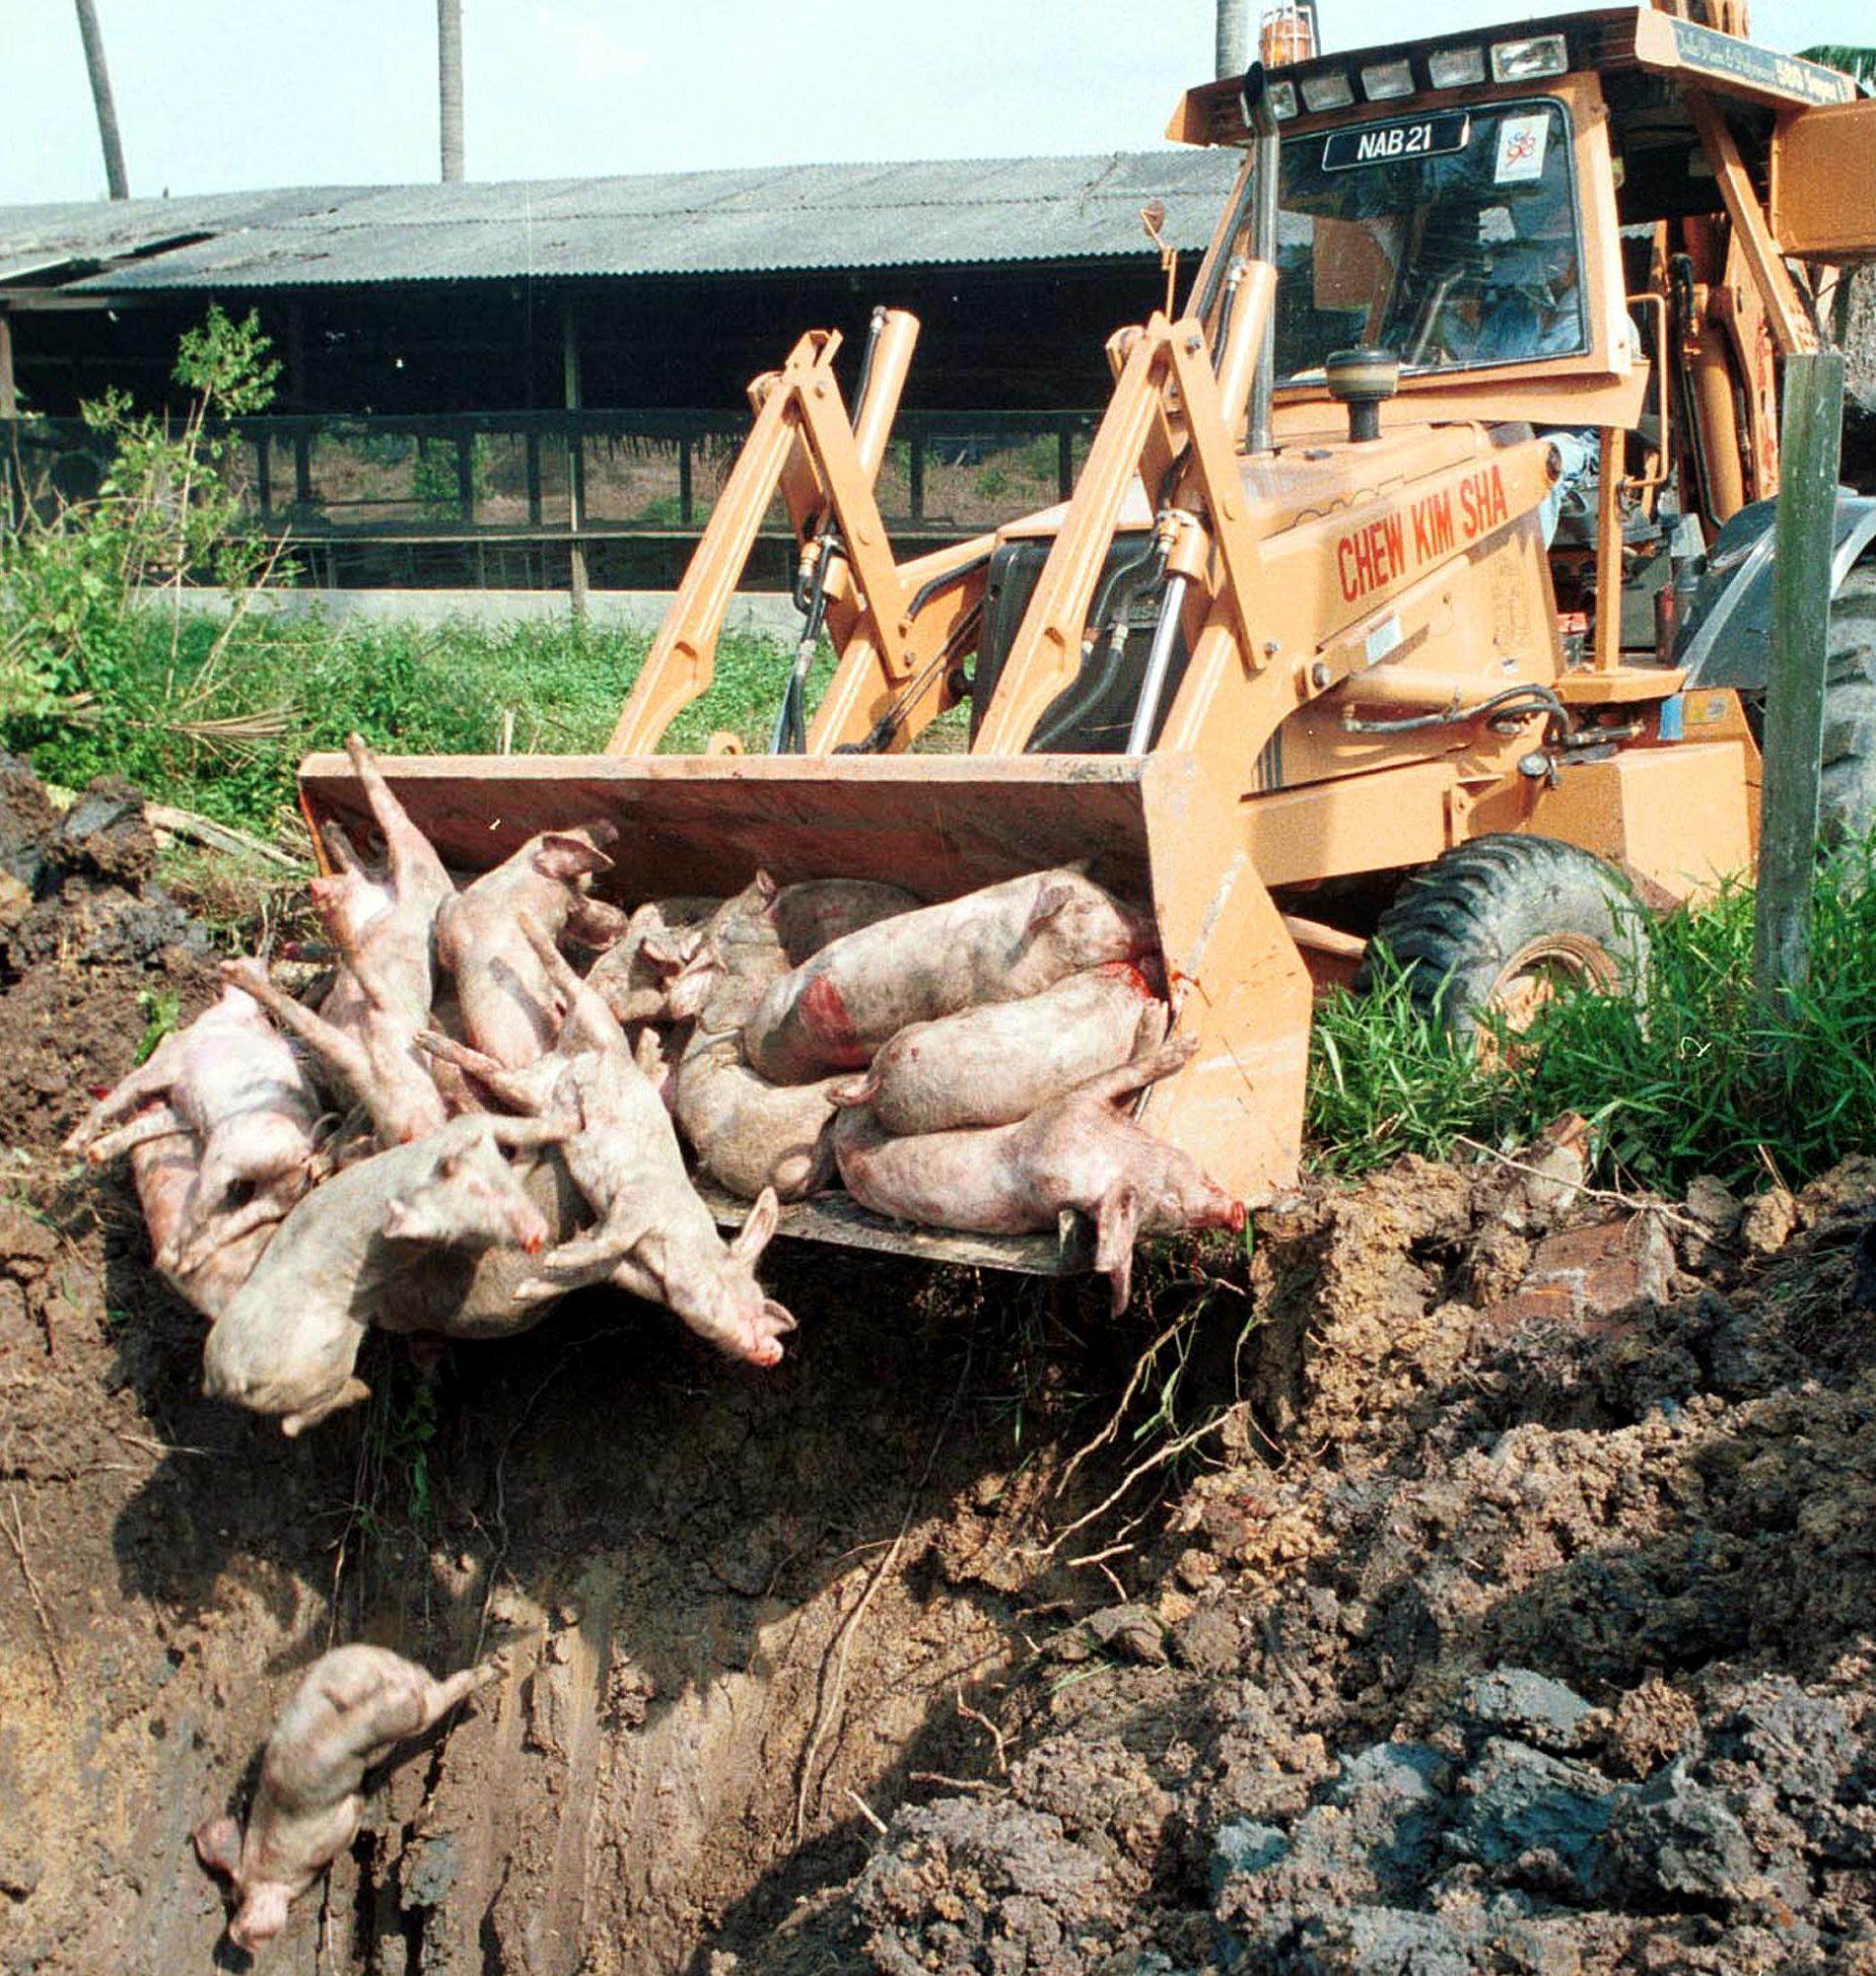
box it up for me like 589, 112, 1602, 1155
73, 0, 129, 200
1216, 0, 1250, 79
438, 0, 465, 183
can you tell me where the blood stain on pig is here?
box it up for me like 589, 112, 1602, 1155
799, 973, 861, 1061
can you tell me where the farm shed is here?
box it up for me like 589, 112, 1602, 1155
0, 152, 1238, 588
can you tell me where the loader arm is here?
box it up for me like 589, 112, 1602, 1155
605, 315, 993, 758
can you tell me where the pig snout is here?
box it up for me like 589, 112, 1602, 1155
231, 1883, 291, 1949
512, 1202, 550, 1255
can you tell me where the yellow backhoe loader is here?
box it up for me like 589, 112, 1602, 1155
300, 0, 1876, 1272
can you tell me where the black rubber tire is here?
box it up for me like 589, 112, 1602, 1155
1358, 833, 1651, 1038
1821, 564, 1876, 847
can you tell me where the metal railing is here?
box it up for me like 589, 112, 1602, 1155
2, 405, 1096, 589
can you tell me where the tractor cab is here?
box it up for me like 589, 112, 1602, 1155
1172, 3, 1876, 673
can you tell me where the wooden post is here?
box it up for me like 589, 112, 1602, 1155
0, 309, 16, 419
455, 430, 475, 523
523, 431, 542, 525
908, 431, 925, 524
562, 300, 588, 616
254, 430, 273, 521
1753, 350, 1845, 1012
679, 437, 693, 527
1058, 424, 1075, 502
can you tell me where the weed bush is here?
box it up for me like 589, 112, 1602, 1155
1308, 841, 1876, 1194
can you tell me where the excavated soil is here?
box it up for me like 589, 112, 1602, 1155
3, 762, 1874, 1975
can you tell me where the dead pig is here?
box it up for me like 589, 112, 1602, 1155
744, 867, 1152, 1082
130, 1134, 275, 1320
661, 874, 916, 1024
312, 734, 455, 1034
435, 822, 619, 1067
194, 1646, 499, 1951
835, 1037, 1241, 1312
224, 955, 449, 1151
241, 732, 457, 1144
203, 1114, 566, 1435
671, 875, 845, 1201
63, 982, 321, 1270
832, 961, 1170, 1134
434, 916, 798, 1366
586, 894, 719, 1024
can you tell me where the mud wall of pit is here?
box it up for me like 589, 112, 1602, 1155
3, 1164, 1107, 1975
0, 757, 1182, 1975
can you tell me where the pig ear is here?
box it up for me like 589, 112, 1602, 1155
532, 832, 616, 882
193, 1813, 243, 1882
1026, 878, 1081, 931
729, 1188, 781, 1265
382, 1196, 420, 1238
632, 1028, 664, 1080
640, 933, 688, 976
1093, 1183, 1142, 1317
751, 870, 781, 903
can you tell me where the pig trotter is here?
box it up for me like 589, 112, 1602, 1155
84, 1102, 188, 1165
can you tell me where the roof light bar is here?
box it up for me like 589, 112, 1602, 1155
1299, 69, 1355, 112
1359, 57, 1415, 101
1267, 79, 1300, 120
1490, 34, 1567, 81
1427, 45, 1487, 89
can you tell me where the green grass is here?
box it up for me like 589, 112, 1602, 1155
12, 606, 805, 835
1307, 841, 1876, 1195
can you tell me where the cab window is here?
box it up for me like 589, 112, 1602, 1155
1271, 99, 1586, 382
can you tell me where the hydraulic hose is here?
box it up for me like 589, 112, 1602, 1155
1026, 537, 1169, 752
1339, 682, 1570, 738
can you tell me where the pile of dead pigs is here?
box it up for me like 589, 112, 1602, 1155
62, 735, 1238, 1440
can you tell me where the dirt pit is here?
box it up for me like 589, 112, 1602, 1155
2, 763, 1874, 1975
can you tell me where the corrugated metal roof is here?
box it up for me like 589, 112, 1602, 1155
0, 152, 1240, 295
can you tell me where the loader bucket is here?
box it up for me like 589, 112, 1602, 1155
298, 748, 1313, 1273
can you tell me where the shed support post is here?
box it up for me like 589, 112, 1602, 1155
455, 430, 475, 524
0, 309, 16, 419
1754, 349, 1844, 1021
563, 300, 588, 617
1058, 424, 1074, 502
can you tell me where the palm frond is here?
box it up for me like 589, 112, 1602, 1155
1800, 43, 1876, 88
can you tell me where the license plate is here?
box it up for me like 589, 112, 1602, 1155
1322, 111, 1471, 171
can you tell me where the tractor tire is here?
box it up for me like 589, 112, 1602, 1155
1359, 834, 1650, 1040
1821, 564, 1876, 847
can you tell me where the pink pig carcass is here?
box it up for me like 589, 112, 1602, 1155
435, 823, 619, 1067
202, 1113, 566, 1435
671, 876, 846, 1202
834, 1037, 1241, 1312
223, 734, 457, 1147
586, 894, 719, 1024
129, 1134, 276, 1320
194, 1646, 500, 1951
426, 915, 797, 1367
831, 961, 1170, 1135
743, 867, 1152, 1083
63, 983, 322, 1275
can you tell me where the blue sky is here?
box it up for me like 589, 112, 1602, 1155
5, 0, 1868, 203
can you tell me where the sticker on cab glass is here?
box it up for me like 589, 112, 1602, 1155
1494, 112, 1550, 183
